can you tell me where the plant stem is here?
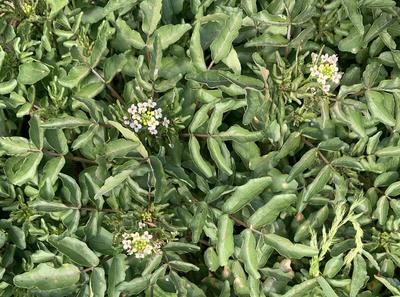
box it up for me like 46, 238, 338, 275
43, 150, 97, 165
302, 136, 331, 165
91, 68, 124, 104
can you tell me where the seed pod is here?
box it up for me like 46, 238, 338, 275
323, 254, 344, 278
222, 177, 272, 214
217, 214, 234, 266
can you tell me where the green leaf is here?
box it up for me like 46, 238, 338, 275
149, 156, 167, 203
104, 0, 138, 14
5, 152, 43, 186
8, 226, 26, 249
14, 263, 80, 290
95, 170, 132, 200
217, 214, 234, 266
189, 136, 214, 178
303, 165, 332, 202
163, 242, 201, 253
374, 275, 400, 295
90, 267, 106, 297
153, 24, 192, 50
59, 173, 82, 207
263, 234, 318, 259
364, 13, 394, 44
366, 90, 396, 126
17, 61, 50, 85
222, 177, 272, 213
149, 34, 162, 81
58, 65, 91, 88
46, 0, 68, 19
0, 79, 17, 95
245, 33, 288, 47
385, 181, 400, 196
350, 255, 368, 297
104, 139, 139, 159
317, 276, 339, 297
240, 229, 260, 279
48, 235, 100, 267
107, 255, 126, 297
210, 11, 242, 63
341, 0, 364, 35
248, 194, 297, 228
41, 116, 92, 129
89, 21, 115, 67
217, 125, 265, 142
30, 201, 70, 212
107, 121, 148, 158
0, 137, 33, 155
207, 137, 233, 176
29, 114, 44, 149
116, 276, 150, 295
190, 22, 207, 71
115, 18, 145, 50
140, 0, 162, 36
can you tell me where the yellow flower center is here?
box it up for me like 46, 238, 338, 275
132, 239, 148, 252
318, 63, 335, 78
140, 111, 154, 126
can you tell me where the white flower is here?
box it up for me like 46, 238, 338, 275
121, 231, 156, 258
322, 84, 330, 93
148, 99, 157, 108
154, 108, 163, 119
162, 117, 170, 128
311, 52, 318, 63
138, 221, 146, 229
123, 100, 170, 135
310, 52, 342, 94
128, 104, 137, 114
143, 231, 153, 240
148, 126, 158, 135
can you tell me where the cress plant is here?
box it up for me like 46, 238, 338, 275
0, 0, 400, 296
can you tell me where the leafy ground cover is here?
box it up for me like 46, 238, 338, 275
1, 0, 400, 296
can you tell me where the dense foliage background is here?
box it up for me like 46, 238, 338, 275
1, 0, 400, 296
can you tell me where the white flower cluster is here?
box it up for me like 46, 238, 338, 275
310, 53, 342, 94
123, 99, 170, 135
122, 231, 161, 258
